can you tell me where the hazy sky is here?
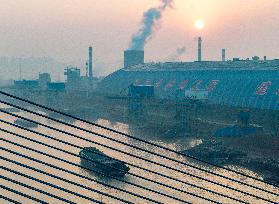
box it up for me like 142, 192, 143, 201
0, 0, 278, 76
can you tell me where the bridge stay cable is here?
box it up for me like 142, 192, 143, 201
0, 174, 78, 204
0, 117, 246, 204
0, 194, 22, 204
0, 99, 278, 198
0, 90, 276, 188
0, 111, 277, 202
0, 133, 218, 204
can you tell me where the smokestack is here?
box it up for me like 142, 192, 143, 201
124, 50, 144, 67
198, 37, 202, 62
222, 49, 226, 62
89, 47, 93, 78
264, 56, 267, 61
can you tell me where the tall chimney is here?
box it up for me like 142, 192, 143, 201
222, 49, 226, 62
198, 37, 202, 62
264, 56, 267, 61
89, 47, 93, 78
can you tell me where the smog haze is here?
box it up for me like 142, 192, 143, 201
0, 0, 278, 79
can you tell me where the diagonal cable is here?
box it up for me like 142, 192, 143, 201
0, 138, 167, 204
0, 164, 124, 204
0, 117, 246, 203
0, 175, 77, 204
0, 97, 278, 196
0, 135, 195, 203
0, 105, 277, 200
0, 90, 277, 188
0, 194, 22, 204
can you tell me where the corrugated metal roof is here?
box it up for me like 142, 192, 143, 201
122, 60, 279, 71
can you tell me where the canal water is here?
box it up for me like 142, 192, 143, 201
0, 105, 278, 203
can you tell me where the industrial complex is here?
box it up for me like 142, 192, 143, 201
12, 46, 97, 93
1, 1, 279, 202
6, 37, 279, 113
1, 37, 279, 186
100, 38, 279, 111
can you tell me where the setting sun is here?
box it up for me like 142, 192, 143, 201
195, 20, 205, 30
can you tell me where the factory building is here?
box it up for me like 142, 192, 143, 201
14, 72, 66, 91
100, 37, 279, 111
64, 67, 81, 91
14, 80, 39, 89
99, 59, 279, 110
63, 46, 98, 93
47, 82, 65, 91
38, 73, 51, 90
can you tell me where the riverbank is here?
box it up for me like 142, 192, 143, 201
181, 135, 279, 185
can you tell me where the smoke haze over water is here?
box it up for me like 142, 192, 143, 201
128, 0, 174, 50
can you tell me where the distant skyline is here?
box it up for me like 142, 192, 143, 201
0, 0, 278, 78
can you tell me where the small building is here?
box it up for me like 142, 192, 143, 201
47, 82, 65, 91
252, 56, 260, 61
38, 73, 51, 90
64, 67, 81, 91
129, 84, 154, 98
64, 67, 80, 82
14, 80, 39, 89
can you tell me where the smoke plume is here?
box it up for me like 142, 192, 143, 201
128, 0, 174, 50
167, 46, 186, 61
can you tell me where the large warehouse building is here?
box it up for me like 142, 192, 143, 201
99, 56, 279, 110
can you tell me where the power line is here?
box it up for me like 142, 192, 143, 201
0, 114, 276, 202
0, 185, 45, 204
1, 92, 277, 191
0, 133, 205, 203
0, 174, 76, 204
0, 111, 265, 202
1, 90, 276, 188
0, 139, 165, 204
0, 91, 279, 188
0, 117, 245, 203
0, 100, 278, 198
0, 195, 21, 204
0, 111, 276, 204
0, 165, 111, 204
0, 120, 236, 204
0, 146, 151, 203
